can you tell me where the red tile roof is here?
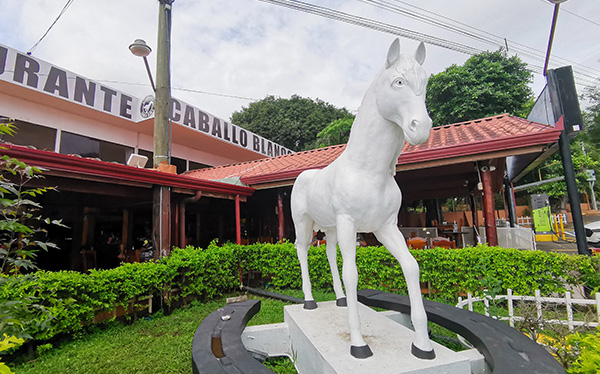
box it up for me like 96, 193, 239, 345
185, 114, 562, 186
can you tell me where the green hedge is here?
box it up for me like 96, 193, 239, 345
1, 243, 599, 342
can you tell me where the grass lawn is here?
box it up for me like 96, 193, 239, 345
12, 294, 290, 374
10, 290, 463, 374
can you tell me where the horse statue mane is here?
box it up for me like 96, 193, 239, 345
290, 38, 434, 360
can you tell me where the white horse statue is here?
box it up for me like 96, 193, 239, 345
290, 38, 434, 360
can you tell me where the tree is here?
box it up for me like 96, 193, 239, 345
314, 115, 355, 148
582, 85, 600, 146
231, 95, 352, 151
525, 140, 598, 210
0, 119, 66, 274
426, 51, 534, 126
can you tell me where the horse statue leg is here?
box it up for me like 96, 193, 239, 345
294, 214, 318, 309
374, 223, 435, 359
323, 229, 347, 306
337, 215, 373, 358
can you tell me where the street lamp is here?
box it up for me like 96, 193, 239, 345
129, 0, 175, 259
129, 39, 156, 92
543, 0, 568, 75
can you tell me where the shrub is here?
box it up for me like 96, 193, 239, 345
566, 327, 600, 373
1, 244, 598, 343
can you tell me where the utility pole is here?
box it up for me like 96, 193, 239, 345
154, 0, 173, 168
153, 0, 174, 258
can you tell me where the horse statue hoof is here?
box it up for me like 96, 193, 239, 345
303, 300, 318, 310
411, 343, 435, 360
350, 344, 373, 359
336, 297, 347, 307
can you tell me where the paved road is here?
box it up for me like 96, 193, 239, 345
531, 213, 600, 254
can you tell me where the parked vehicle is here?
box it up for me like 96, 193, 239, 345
585, 220, 600, 254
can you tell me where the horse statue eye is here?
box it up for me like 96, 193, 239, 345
394, 78, 404, 86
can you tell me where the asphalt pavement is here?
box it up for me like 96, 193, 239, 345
535, 212, 600, 254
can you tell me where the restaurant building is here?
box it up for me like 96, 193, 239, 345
0, 42, 568, 271
0, 43, 289, 271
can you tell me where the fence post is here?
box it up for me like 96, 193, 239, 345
596, 293, 600, 323
507, 289, 514, 328
566, 291, 574, 332
484, 297, 490, 317
467, 293, 473, 312
535, 290, 542, 321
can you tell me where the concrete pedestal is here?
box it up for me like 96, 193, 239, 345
284, 301, 470, 374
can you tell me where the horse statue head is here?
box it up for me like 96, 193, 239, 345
371, 39, 432, 146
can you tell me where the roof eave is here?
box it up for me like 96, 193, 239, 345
1, 143, 255, 196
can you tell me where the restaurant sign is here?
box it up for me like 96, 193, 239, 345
0, 43, 292, 157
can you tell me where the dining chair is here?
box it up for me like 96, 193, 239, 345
431, 236, 456, 249
406, 236, 428, 249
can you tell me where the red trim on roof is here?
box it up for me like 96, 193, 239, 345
0, 143, 254, 196
399, 127, 561, 165
187, 114, 563, 186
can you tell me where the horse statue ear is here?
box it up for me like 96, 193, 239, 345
386, 38, 401, 69
415, 42, 426, 65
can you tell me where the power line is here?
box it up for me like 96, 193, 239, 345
96, 79, 257, 101
537, 0, 600, 28
363, 0, 599, 86
257, 0, 482, 54
256, 0, 598, 89
173, 87, 258, 101
27, 0, 76, 55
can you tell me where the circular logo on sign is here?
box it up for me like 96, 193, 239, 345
140, 95, 155, 118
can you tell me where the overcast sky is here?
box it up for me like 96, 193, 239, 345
1, 0, 599, 122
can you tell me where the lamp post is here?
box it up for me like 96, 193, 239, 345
129, 1, 173, 169
543, 0, 568, 76
128, 39, 156, 92
129, 0, 175, 259
154, 0, 173, 169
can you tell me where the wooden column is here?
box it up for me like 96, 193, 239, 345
121, 209, 130, 252
277, 191, 285, 243
235, 195, 241, 245
469, 192, 480, 242
178, 201, 185, 249
480, 166, 498, 246
153, 185, 171, 259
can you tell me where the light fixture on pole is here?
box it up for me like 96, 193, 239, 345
543, 0, 568, 76
129, 0, 175, 260
129, 39, 156, 92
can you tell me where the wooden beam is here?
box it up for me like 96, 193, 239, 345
235, 195, 241, 245
153, 186, 171, 258
480, 165, 498, 246
277, 191, 285, 243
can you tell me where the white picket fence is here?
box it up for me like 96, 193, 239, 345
456, 289, 599, 331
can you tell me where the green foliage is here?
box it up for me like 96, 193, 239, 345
315, 115, 355, 148
264, 356, 297, 374
0, 275, 54, 341
0, 334, 24, 374
0, 246, 239, 341
526, 140, 599, 205
566, 327, 600, 373
161, 244, 239, 299
2, 244, 598, 346
426, 51, 533, 126
12, 297, 234, 374
0, 119, 66, 275
231, 95, 352, 151
582, 86, 600, 146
